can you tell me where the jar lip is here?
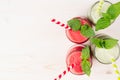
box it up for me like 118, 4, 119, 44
88, 0, 112, 24
68, 44, 85, 49
66, 44, 85, 55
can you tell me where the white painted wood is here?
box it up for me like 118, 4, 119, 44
0, 0, 119, 80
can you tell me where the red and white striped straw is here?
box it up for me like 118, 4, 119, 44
54, 64, 74, 80
51, 19, 70, 29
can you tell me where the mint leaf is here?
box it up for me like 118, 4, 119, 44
81, 46, 91, 76
104, 38, 118, 49
91, 37, 118, 49
81, 25, 95, 37
107, 2, 120, 19
81, 60, 91, 76
95, 2, 120, 31
91, 38, 103, 48
67, 19, 81, 31
96, 17, 111, 31
82, 46, 90, 60
115, 2, 120, 8
102, 13, 111, 20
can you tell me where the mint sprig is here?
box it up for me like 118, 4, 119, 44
96, 17, 111, 31
81, 25, 95, 38
67, 19, 95, 38
82, 46, 90, 59
81, 46, 91, 76
91, 37, 118, 49
90, 38, 103, 48
67, 19, 81, 31
104, 38, 118, 49
96, 2, 120, 31
82, 60, 91, 76
102, 13, 111, 19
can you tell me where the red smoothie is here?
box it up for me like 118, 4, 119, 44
66, 17, 92, 44
66, 45, 92, 75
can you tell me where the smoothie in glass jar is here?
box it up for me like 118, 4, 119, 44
66, 45, 92, 75
66, 17, 94, 44
91, 34, 120, 64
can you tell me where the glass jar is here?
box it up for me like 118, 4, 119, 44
66, 44, 92, 75
88, 1, 112, 24
65, 17, 92, 44
91, 34, 120, 64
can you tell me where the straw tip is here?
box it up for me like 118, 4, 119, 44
118, 77, 120, 80
51, 19, 56, 22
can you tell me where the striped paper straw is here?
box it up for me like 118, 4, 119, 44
111, 58, 120, 80
106, 52, 120, 80
54, 64, 74, 80
51, 19, 70, 29
96, 0, 104, 14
